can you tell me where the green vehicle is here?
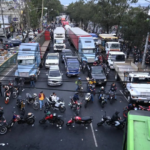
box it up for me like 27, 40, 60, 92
123, 110, 150, 150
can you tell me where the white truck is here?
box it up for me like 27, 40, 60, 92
113, 62, 150, 103
64, 25, 71, 38
107, 51, 126, 69
53, 27, 66, 51
45, 53, 59, 68
105, 42, 120, 54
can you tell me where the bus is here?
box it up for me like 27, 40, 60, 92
123, 110, 150, 150
99, 34, 119, 53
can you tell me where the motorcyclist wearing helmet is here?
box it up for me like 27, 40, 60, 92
75, 78, 82, 91
89, 86, 94, 102
109, 82, 117, 100
72, 92, 79, 103
81, 61, 87, 73
111, 111, 121, 126
50, 92, 59, 107
99, 86, 106, 101
3, 85, 9, 97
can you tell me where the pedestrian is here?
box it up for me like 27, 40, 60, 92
0, 82, 2, 97
145, 55, 149, 69
134, 54, 139, 66
30, 75, 35, 88
38, 91, 45, 110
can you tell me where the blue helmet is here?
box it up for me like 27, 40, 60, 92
78, 78, 81, 80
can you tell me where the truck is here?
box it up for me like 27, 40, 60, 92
123, 110, 150, 150
99, 34, 120, 53
68, 27, 97, 63
113, 62, 150, 103
64, 25, 71, 38
89, 33, 99, 45
107, 51, 126, 69
15, 43, 41, 81
53, 27, 66, 51
45, 53, 59, 68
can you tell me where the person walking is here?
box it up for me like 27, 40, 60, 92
0, 82, 2, 97
39, 91, 45, 110
30, 75, 35, 88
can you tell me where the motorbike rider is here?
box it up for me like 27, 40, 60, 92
3, 85, 9, 97
0, 106, 6, 123
81, 61, 87, 72
89, 86, 94, 102
75, 78, 82, 91
109, 82, 117, 100
111, 111, 121, 126
72, 92, 79, 103
50, 92, 59, 107
99, 86, 106, 101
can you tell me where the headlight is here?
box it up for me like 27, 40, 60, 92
104, 79, 107, 81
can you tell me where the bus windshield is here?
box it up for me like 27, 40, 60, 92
18, 59, 34, 65
111, 55, 125, 61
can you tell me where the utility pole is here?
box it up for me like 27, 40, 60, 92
40, 0, 44, 31
142, 32, 149, 68
0, 0, 6, 37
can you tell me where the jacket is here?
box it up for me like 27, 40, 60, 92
39, 93, 45, 100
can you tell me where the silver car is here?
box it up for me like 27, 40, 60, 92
47, 65, 63, 86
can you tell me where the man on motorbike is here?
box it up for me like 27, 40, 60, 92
51, 92, 59, 107
89, 86, 94, 102
75, 78, 82, 91
111, 111, 121, 126
72, 92, 79, 103
8, 80, 14, 94
3, 85, 9, 97
99, 87, 106, 101
0, 107, 6, 123
81, 61, 87, 72
109, 82, 117, 100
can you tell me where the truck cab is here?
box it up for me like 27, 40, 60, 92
105, 42, 120, 54
107, 51, 125, 69
15, 43, 41, 81
125, 72, 150, 104
78, 37, 97, 63
53, 27, 66, 51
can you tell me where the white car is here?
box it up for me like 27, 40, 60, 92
45, 53, 59, 68
47, 65, 63, 86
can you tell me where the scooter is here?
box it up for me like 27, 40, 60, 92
97, 112, 125, 129
12, 87, 19, 99
66, 116, 93, 127
84, 93, 92, 108
45, 96, 66, 113
7, 112, 35, 128
39, 110, 64, 127
108, 91, 116, 104
4, 91, 11, 104
69, 97, 82, 115
98, 92, 107, 108
26, 93, 40, 110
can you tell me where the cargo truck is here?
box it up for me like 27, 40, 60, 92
89, 33, 99, 45
68, 27, 97, 63
15, 43, 41, 81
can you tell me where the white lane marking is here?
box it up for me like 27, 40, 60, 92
90, 123, 98, 147
119, 90, 129, 102
1, 65, 16, 80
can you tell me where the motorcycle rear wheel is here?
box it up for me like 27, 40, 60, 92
27, 118, 35, 125
59, 106, 66, 113
0, 127, 8, 135
57, 119, 64, 126
33, 102, 40, 110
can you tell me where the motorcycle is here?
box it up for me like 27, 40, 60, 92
69, 97, 82, 115
12, 87, 19, 99
16, 96, 26, 115
45, 96, 66, 113
7, 112, 35, 128
97, 112, 125, 129
82, 62, 87, 74
77, 84, 84, 97
98, 91, 107, 108
4, 91, 11, 104
0, 120, 8, 135
39, 110, 64, 127
84, 93, 92, 108
66, 116, 93, 127
139, 105, 150, 111
26, 93, 40, 110
108, 91, 116, 104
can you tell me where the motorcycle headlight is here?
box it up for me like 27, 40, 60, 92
104, 79, 107, 81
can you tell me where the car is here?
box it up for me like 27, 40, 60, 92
61, 49, 73, 63
8, 37, 22, 47
47, 65, 63, 86
87, 65, 107, 85
64, 56, 80, 77
45, 53, 59, 68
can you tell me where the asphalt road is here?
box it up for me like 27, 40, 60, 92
0, 37, 128, 150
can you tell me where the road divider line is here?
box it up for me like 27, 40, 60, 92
119, 90, 129, 102
90, 123, 98, 147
